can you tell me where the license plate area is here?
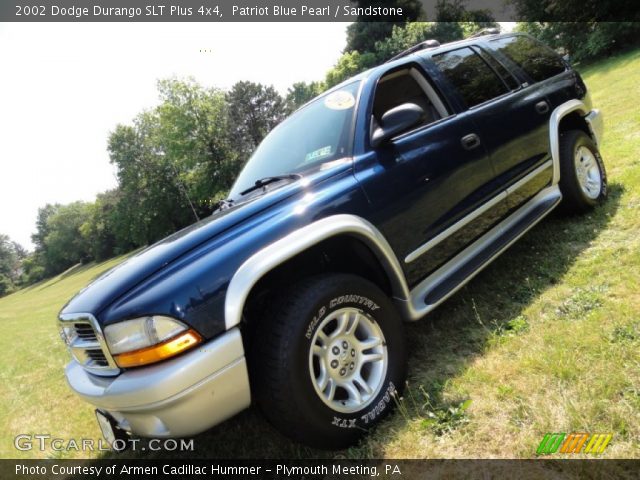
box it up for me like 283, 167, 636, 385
95, 410, 128, 451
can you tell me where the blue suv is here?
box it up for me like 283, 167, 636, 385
58, 33, 606, 449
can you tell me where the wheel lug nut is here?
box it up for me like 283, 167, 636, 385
349, 362, 355, 370
339, 368, 346, 376
351, 349, 355, 357
332, 346, 340, 355
331, 360, 338, 368
342, 341, 348, 349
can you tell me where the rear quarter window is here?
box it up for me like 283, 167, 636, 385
432, 47, 509, 109
489, 35, 566, 83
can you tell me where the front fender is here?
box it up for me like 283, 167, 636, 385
99, 171, 372, 339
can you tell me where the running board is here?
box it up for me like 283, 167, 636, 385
401, 186, 562, 321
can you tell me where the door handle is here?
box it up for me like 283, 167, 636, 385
461, 133, 481, 151
535, 100, 549, 114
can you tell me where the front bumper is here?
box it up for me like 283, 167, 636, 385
65, 328, 251, 438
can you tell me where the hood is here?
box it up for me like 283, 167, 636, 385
60, 161, 351, 318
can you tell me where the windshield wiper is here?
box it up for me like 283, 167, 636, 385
239, 174, 301, 196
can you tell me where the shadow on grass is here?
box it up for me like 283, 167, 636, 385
93, 184, 622, 460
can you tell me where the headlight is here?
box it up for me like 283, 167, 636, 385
104, 316, 202, 368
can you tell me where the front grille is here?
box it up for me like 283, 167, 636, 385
85, 349, 109, 367
74, 324, 97, 341
58, 313, 120, 376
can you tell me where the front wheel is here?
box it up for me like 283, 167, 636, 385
251, 273, 406, 449
558, 129, 608, 213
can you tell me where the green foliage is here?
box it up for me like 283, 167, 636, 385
30, 203, 60, 252
374, 22, 463, 61
0, 274, 12, 296
226, 81, 287, 162
19, 254, 46, 285
41, 202, 92, 275
0, 234, 28, 295
106, 78, 235, 247
285, 81, 325, 112
344, 0, 423, 53
23, 77, 290, 282
325, 50, 378, 88
155, 78, 237, 204
514, 20, 640, 63
79, 190, 119, 260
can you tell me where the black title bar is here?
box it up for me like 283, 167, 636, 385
1, 0, 639, 22
3, 459, 640, 480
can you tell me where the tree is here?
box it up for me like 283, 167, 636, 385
325, 50, 378, 88
510, 0, 640, 61
373, 22, 463, 61
31, 203, 60, 252
344, 0, 424, 53
19, 253, 46, 285
80, 190, 120, 260
1, 234, 29, 294
41, 202, 92, 274
108, 121, 191, 247
107, 78, 240, 248
516, 21, 640, 62
285, 81, 325, 112
226, 81, 287, 163
155, 78, 237, 208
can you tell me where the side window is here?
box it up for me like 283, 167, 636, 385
372, 67, 448, 132
489, 35, 566, 83
432, 47, 509, 109
474, 47, 520, 90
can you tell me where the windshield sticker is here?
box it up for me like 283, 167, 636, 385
324, 90, 355, 110
305, 146, 333, 163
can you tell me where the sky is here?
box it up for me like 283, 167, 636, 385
0, 21, 514, 249
0, 22, 348, 249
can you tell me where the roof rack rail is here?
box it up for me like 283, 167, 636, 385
469, 27, 500, 38
385, 39, 440, 63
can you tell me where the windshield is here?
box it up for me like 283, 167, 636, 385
229, 81, 360, 198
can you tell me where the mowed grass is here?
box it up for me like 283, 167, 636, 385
1, 49, 639, 460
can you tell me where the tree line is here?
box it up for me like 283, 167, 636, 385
2, 0, 638, 296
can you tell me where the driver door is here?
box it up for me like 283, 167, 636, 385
354, 63, 502, 286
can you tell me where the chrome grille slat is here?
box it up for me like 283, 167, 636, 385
58, 313, 120, 377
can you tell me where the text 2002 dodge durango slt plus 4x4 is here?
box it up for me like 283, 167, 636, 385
59, 33, 606, 449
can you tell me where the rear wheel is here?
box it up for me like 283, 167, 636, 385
251, 273, 406, 449
558, 130, 607, 213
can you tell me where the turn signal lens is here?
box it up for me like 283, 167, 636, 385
113, 329, 202, 368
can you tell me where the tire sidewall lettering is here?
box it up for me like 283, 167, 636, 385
300, 291, 401, 431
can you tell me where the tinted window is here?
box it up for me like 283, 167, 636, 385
490, 35, 566, 83
474, 47, 520, 90
433, 47, 508, 108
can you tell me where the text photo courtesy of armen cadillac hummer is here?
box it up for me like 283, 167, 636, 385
1, 0, 639, 477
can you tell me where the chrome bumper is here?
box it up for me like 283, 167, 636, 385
65, 328, 251, 438
586, 109, 604, 146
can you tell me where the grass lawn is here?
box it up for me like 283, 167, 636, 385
1, 49, 639, 460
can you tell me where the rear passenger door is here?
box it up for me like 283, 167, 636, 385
431, 45, 554, 210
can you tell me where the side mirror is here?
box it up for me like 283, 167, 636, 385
562, 53, 571, 64
371, 103, 425, 148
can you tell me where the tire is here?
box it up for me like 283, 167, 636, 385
558, 129, 607, 213
251, 273, 406, 449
